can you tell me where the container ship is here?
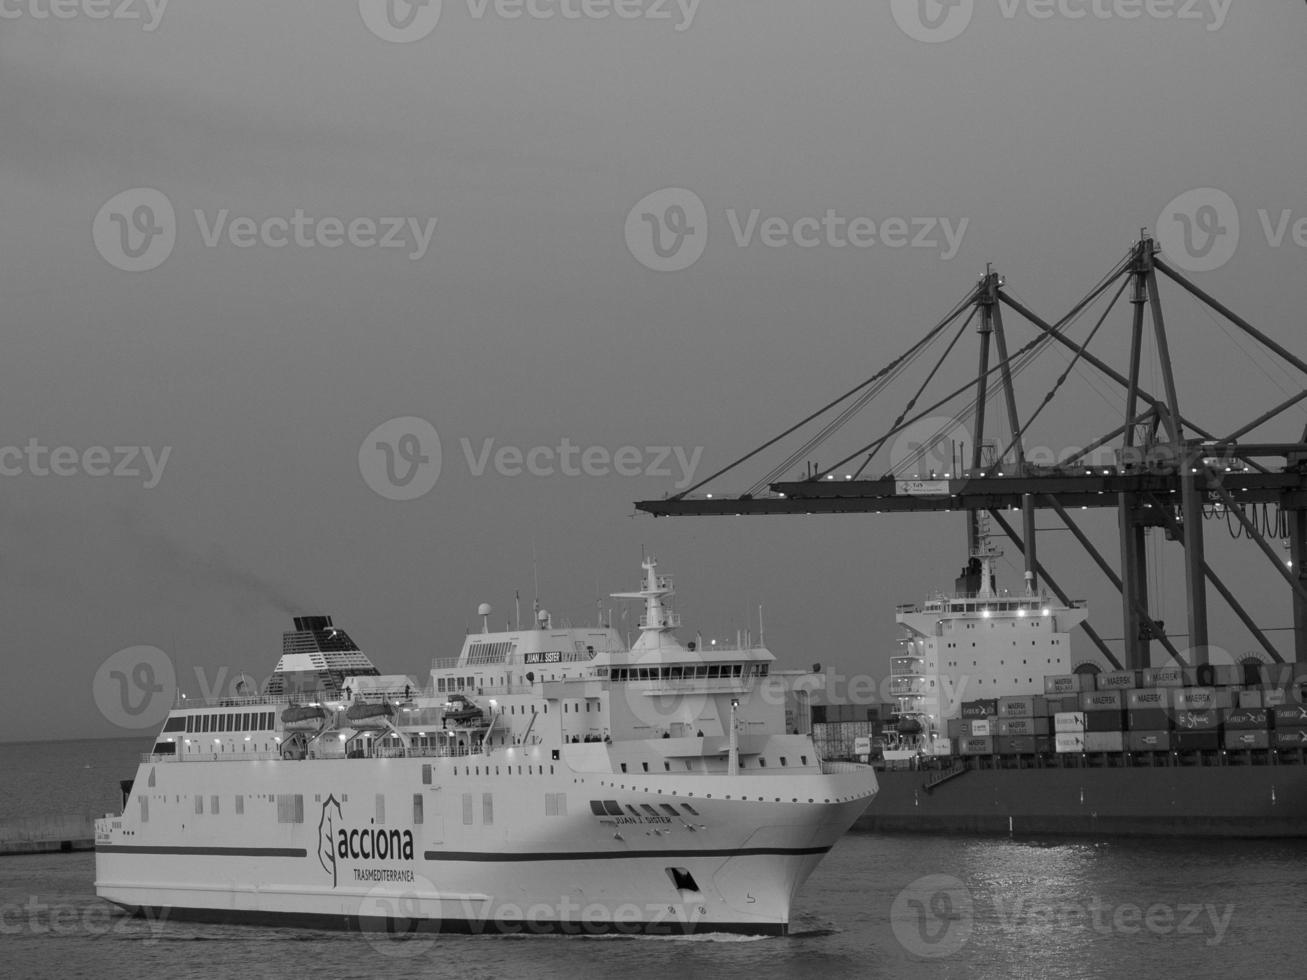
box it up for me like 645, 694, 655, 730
843, 549, 1307, 837
94, 558, 876, 936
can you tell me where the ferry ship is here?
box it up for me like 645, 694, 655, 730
95, 559, 877, 936
843, 547, 1307, 837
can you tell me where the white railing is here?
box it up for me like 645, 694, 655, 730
821, 760, 866, 774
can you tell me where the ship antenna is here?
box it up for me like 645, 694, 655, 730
759, 603, 765, 646
515, 589, 521, 631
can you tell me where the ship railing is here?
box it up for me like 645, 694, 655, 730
174, 693, 290, 708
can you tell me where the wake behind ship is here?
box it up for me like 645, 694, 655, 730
95, 559, 876, 936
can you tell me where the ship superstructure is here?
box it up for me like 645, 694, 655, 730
95, 559, 877, 935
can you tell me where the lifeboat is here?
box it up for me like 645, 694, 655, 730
896, 718, 923, 735
281, 704, 329, 732
346, 699, 396, 730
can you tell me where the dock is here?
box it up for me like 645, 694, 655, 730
0, 814, 96, 856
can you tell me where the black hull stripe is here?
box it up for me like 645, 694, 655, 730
422, 845, 832, 861
96, 845, 307, 857
110, 903, 788, 938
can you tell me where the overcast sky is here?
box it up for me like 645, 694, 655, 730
1, 1, 1305, 741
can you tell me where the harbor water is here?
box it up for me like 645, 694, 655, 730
2, 737, 1304, 979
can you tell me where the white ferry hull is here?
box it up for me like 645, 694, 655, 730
96, 754, 875, 936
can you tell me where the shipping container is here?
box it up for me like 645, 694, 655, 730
1224, 729, 1270, 751
1173, 688, 1231, 711
1223, 708, 1270, 730
1127, 707, 1171, 731
1127, 730, 1170, 752
1212, 665, 1240, 687
1182, 665, 1220, 688
1085, 711, 1125, 733
1273, 705, 1307, 728
946, 718, 965, 739
960, 699, 998, 720
1035, 737, 1052, 754
1172, 731, 1220, 752
1095, 670, 1138, 691
998, 717, 1047, 737
1080, 690, 1124, 711
1238, 690, 1265, 709
1126, 688, 1167, 709
996, 735, 1037, 755
957, 736, 994, 756
1054, 732, 1085, 753
1053, 712, 1086, 733
1274, 729, 1307, 749
1143, 666, 1185, 687
1172, 709, 1219, 731
997, 695, 1041, 719
1083, 731, 1125, 753
1043, 674, 1091, 695
1264, 689, 1288, 707
967, 719, 992, 738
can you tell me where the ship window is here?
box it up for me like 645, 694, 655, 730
413, 794, 423, 824
235, 795, 244, 815
276, 794, 304, 824
422, 764, 432, 785
681, 804, 699, 816
163, 715, 186, 733
186, 715, 194, 733
482, 793, 493, 825
801, 756, 808, 765
626, 805, 641, 816
462, 793, 474, 825
243, 713, 252, 730
780, 757, 788, 767
708, 666, 721, 679
660, 804, 678, 816
195, 796, 203, 815
758, 758, 766, 768
211, 795, 219, 814
620, 764, 627, 773
590, 800, 607, 816
642, 763, 649, 772
733, 665, 743, 677
603, 801, 623, 816
640, 804, 659, 817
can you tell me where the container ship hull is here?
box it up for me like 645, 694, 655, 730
857, 762, 1307, 837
